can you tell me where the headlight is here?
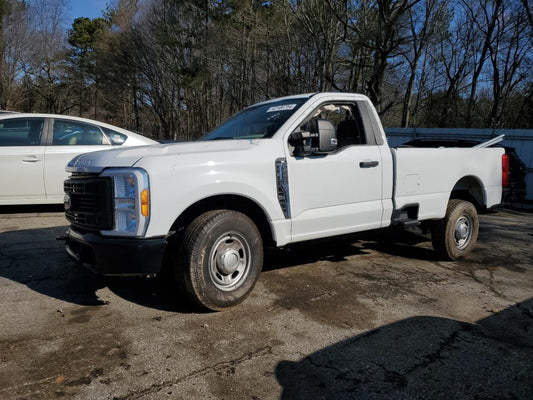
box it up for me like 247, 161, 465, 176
100, 168, 150, 237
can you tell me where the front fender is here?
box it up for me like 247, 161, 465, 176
137, 143, 287, 238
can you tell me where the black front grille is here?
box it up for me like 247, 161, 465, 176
64, 176, 113, 231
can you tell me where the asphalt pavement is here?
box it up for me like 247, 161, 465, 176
0, 206, 532, 399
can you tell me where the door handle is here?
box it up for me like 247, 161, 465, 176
22, 155, 41, 163
359, 160, 379, 168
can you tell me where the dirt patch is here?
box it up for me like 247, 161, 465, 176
263, 264, 377, 330
0, 306, 129, 400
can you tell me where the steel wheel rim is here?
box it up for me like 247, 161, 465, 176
208, 232, 251, 291
454, 214, 473, 250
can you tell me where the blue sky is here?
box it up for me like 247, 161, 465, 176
66, 0, 109, 20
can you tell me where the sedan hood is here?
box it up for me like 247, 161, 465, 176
66, 140, 260, 173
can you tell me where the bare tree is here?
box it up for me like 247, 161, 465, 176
0, 0, 32, 109
98, 0, 142, 131
25, 0, 70, 113
521, 0, 533, 30
426, 4, 478, 126
401, 0, 450, 127
487, 0, 532, 127
322, 0, 420, 114
286, 0, 344, 92
461, 0, 502, 127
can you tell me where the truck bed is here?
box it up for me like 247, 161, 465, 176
391, 147, 504, 221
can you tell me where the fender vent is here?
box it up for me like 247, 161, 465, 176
275, 158, 291, 219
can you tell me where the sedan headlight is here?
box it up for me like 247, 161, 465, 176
100, 168, 150, 237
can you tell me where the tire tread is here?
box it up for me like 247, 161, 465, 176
177, 210, 263, 311
431, 199, 478, 261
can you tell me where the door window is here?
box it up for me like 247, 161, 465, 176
0, 118, 44, 146
313, 103, 368, 149
290, 102, 374, 156
52, 120, 109, 146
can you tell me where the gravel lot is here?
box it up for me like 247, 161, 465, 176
0, 206, 532, 399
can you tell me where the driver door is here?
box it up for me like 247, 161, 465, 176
287, 101, 384, 242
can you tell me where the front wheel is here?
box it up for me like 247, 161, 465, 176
177, 210, 263, 311
431, 199, 479, 260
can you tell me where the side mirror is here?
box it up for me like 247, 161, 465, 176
316, 119, 337, 153
289, 119, 337, 157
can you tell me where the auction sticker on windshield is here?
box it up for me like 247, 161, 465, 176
267, 104, 297, 112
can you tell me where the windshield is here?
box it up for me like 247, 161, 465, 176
200, 98, 307, 141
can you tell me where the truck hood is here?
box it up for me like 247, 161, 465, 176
67, 140, 260, 173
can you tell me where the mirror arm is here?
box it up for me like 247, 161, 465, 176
289, 131, 315, 157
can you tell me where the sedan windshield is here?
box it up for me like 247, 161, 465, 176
200, 98, 307, 141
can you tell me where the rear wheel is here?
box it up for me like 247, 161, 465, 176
177, 210, 263, 311
431, 199, 479, 260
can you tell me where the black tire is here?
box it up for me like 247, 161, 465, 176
176, 210, 263, 311
431, 199, 479, 261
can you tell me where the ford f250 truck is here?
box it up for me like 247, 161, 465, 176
63, 93, 507, 310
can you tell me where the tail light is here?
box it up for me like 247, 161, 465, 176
502, 154, 509, 187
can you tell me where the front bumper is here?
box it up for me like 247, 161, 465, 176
65, 228, 167, 275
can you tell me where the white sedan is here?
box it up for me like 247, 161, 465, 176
0, 113, 157, 205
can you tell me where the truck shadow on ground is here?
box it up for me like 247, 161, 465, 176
276, 298, 533, 399
359, 227, 439, 262
0, 225, 440, 312
264, 227, 437, 271
0, 204, 65, 214
112, 228, 439, 311
0, 225, 107, 306
263, 236, 370, 272
0, 226, 195, 312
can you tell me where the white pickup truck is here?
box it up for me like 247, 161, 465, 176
63, 93, 507, 310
